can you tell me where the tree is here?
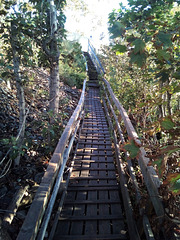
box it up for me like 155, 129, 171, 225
107, 0, 180, 196
10, 19, 26, 166
24, 0, 66, 116
108, 0, 180, 118
0, 0, 66, 165
0, 1, 34, 166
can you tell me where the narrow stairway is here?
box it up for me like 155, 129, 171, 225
52, 53, 128, 240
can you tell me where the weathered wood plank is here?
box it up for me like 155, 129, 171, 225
53, 234, 127, 240
59, 215, 124, 221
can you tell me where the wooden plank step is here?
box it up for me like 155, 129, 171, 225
76, 153, 113, 157
82, 128, 109, 131
64, 199, 121, 204
67, 186, 119, 191
53, 234, 127, 240
77, 148, 112, 152
83, 119, 107, 122
78, 142, 112, 146
72, 167, 115, 171
70, 176, 117, 180
79, 136, 111, 140
83, 122, 107, 124
81, 131, 110, 135
85, 111, 104, 114
77, 148, 112, 151
83, 116, 106, 118
73, 160, 114, 164
84, 117, 106, 119
59, 215, 124, 221
74, 157, 114, 160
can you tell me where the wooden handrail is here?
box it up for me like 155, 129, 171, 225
17, 79, 87, 240
101, 77, 165, 230
102, 78, 141, 146
88, 39, 105, 74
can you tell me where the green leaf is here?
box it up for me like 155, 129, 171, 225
157, 32, 172, 47
161, 117, 175, 130
156, 71, 169, 82
169, 174, 180, 184
130, 52, 147, 67
139, 102, 146, 107
157, 49, 170, 61
172, 71, 180, 79
1, 71, 9, 78
152, 158, 163, 176
109, 22, 125, 39
170, 179, 180, 195
132, 39, 145, 54
112, 44, 127, 54
2, 34, 9, 39
0, 9, 7, 15
167, 148, 180, 156
123, 139, 140, 159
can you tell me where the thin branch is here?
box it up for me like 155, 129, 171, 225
15, 107, 30, 142
0, 159, 12, 179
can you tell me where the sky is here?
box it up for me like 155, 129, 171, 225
64, 0, 128, 50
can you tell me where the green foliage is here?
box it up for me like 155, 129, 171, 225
112, 44, 127, 54
59, 40, 86, 88
108, 22, 125, 39
1, 136, 28, 160
105, 0, 180, 201
164, 173, 180, 195
108, 0, 180, 74
130, 52, 147, 67
41, 116, 63, 154
157, 32, 172, 47
132, 39, 146, 54
161, 117, 175, 130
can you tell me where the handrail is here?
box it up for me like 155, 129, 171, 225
17, 79, 87, 240
102, 77, 164, 215
88, 39, 105, 74
101, 77, 165, 238
102, 78, 141, 146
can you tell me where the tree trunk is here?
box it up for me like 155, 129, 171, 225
11, 21, 26, 166
48, 0, 60, 116
158, 80, 164, 118
163, 93, 166, 117
167, 91, 171, 116
49, 61, 60, 115
167, 78, 171, 116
